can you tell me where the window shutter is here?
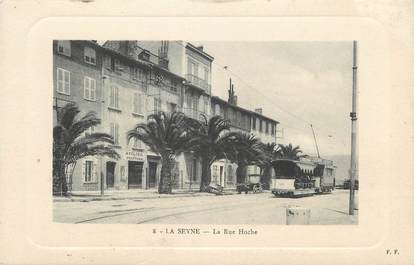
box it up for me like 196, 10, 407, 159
133, 93, 138, 113
84, 77, 89, 99
65, 71, 70, 94
110, 87, 114, 107
186, 96, 192, 110
92, 160, 97, 182
138, 94, 144, 114
91, 79, 96, 100
193, 98, 198, 113
194, 63, 198, 77
153, 98, 158, 113
115, 123, 119, 145
146, 97, 154, 113
110, 123, 114, 141
81, 160, 86, 182
57, 69, 62, 92
115, 87, 119, 108
84, 47, 96, 64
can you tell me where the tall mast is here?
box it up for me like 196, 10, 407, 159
310, 124, 320, 158
349, 40, 358, 215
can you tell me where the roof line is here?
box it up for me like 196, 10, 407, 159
186, 42, 214, 61
83, 41, 185, 81
211, 96, 279, 124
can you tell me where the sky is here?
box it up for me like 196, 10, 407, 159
192, 41, 354, 157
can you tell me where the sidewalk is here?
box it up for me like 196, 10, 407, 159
54, 188, 237, 202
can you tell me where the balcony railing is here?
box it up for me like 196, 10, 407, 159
145, 107, 208, 123
186, 74, 210, 92
182, 108, 209, 122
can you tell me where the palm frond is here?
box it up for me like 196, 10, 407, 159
66, 144, 120, 164
58, 103, 80, 130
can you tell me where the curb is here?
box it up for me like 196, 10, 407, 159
53, 191, 235, 203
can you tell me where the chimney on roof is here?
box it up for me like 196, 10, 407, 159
158, 40, 169, 69
255, 108, 263, 114
228, 78, 238, 106
197, 45, 204, 51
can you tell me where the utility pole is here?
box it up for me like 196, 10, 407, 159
349, 40, 358, 215
310, 124, 320, 158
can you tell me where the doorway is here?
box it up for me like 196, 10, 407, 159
128, 161, 143, 189
148, 162, 158, 188
106, 162, 116, 188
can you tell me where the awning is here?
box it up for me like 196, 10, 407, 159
296, 161, 317, 172
147, 155, 161, 162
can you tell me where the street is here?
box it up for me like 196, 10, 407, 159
54, 189, 357, 225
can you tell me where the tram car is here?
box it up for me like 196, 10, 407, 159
309, 157, 336, 193
271, 157, 335, 197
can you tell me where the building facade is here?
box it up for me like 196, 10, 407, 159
209, 80, 279, 188
53, 40, 106, 191
53, 40, 278, 192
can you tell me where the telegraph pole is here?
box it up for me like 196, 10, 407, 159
310, 124, 320, 158
349, 40, 358, 215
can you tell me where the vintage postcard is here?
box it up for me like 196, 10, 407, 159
0, 0, 413, 264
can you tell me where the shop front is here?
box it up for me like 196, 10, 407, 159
126, 150, 145, 189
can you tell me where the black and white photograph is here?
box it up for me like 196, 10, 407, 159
2, 1, 414, 264
52, 40, 358, 225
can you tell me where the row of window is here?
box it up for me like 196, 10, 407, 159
252, 117, 276, 135
57, 41, 96, 65
57, 68, 147, 114
187, 59, 209, 83
57, 68, 97, 101
83, 123, 142, 149
57, 41, 151, 87
186, 96, 209, 114
57, 41, 189, 99
109, 122, 142, 149
213, 103, 276, 135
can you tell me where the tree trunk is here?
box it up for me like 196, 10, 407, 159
199, 157, 212, 192
158, 155, 173, 194
236, 163, 247, 184
53, 140, 67, 196
55, 159, 68, 196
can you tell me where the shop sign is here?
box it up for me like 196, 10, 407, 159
126, 150, 144, 161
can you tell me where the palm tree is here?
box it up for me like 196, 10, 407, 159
259, 142, 281, 188
53, 103, 120, 196
225, 132, 265, 184
127, 111, 196, 194
278, 143, 304, 160
190, 115, 234, 192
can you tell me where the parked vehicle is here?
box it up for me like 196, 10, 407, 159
236, 174, 263, 194
310, 157, 336, 193
206, 184, 224, 195
271, 157, 336, 197
343, 179, 359, 190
